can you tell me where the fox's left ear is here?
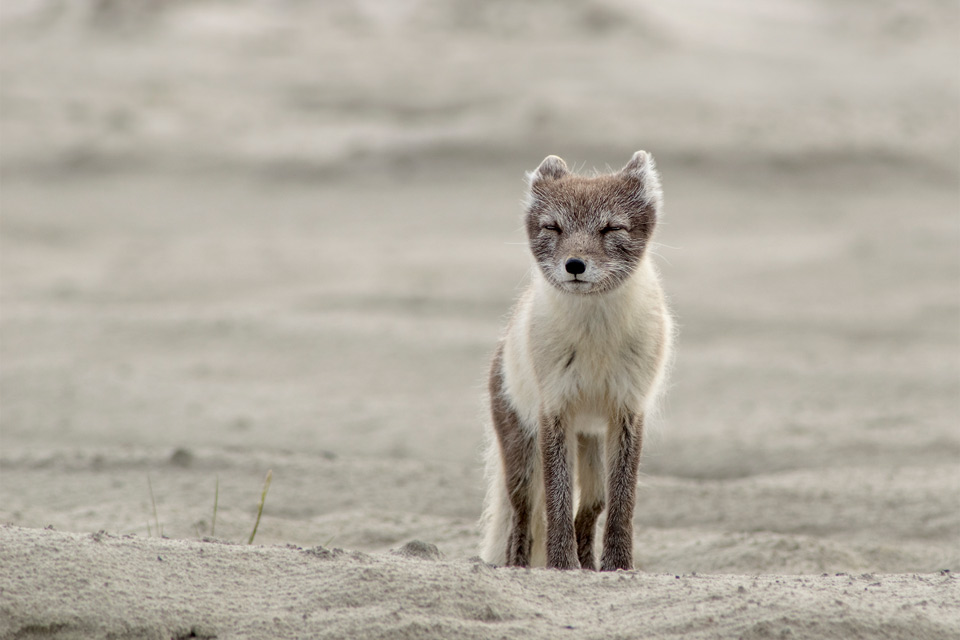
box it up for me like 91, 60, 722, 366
620, 150, 663, 213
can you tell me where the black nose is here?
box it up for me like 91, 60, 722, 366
565, 258, 586, 275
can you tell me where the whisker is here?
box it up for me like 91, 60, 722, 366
647, 249, 673, 267
515, 266, 534, 291
650, 242, 682, 251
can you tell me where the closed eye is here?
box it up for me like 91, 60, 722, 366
600, 226, 626, 234
541, 224, 562, 233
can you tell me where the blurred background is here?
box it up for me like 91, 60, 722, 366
1, 1, 957, 571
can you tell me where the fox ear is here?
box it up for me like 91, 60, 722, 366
620, 150, 663, 212
528, 155, 569, 186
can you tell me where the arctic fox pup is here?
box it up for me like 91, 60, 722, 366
480, 151, 673, 571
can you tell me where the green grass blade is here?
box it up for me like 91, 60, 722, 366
247, 470, 272, 545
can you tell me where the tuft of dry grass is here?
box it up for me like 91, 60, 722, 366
146, 475, 162, 537
247, 470, 272, 545
211, 475, 219, 537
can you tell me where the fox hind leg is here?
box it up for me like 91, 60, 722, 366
575, 433, 605, 570
488, 346, 536, 566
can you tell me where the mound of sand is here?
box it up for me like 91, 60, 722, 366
2, 525, 957, 640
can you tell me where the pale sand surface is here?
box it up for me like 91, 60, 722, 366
2, 525, 958, 640
1, 2, 959, 639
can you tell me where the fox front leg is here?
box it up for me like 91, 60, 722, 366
600, 412, 643, 571
540, 414, 579, 570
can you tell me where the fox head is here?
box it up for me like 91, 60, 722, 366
524, 150, 663, 295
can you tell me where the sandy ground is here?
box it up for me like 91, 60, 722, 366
1, 1, 958, 638
3, 525, 958, 640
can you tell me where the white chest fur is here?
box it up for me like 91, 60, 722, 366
501, 256, 671, 432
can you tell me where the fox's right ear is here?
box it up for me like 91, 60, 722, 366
527, 155, 569, 188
